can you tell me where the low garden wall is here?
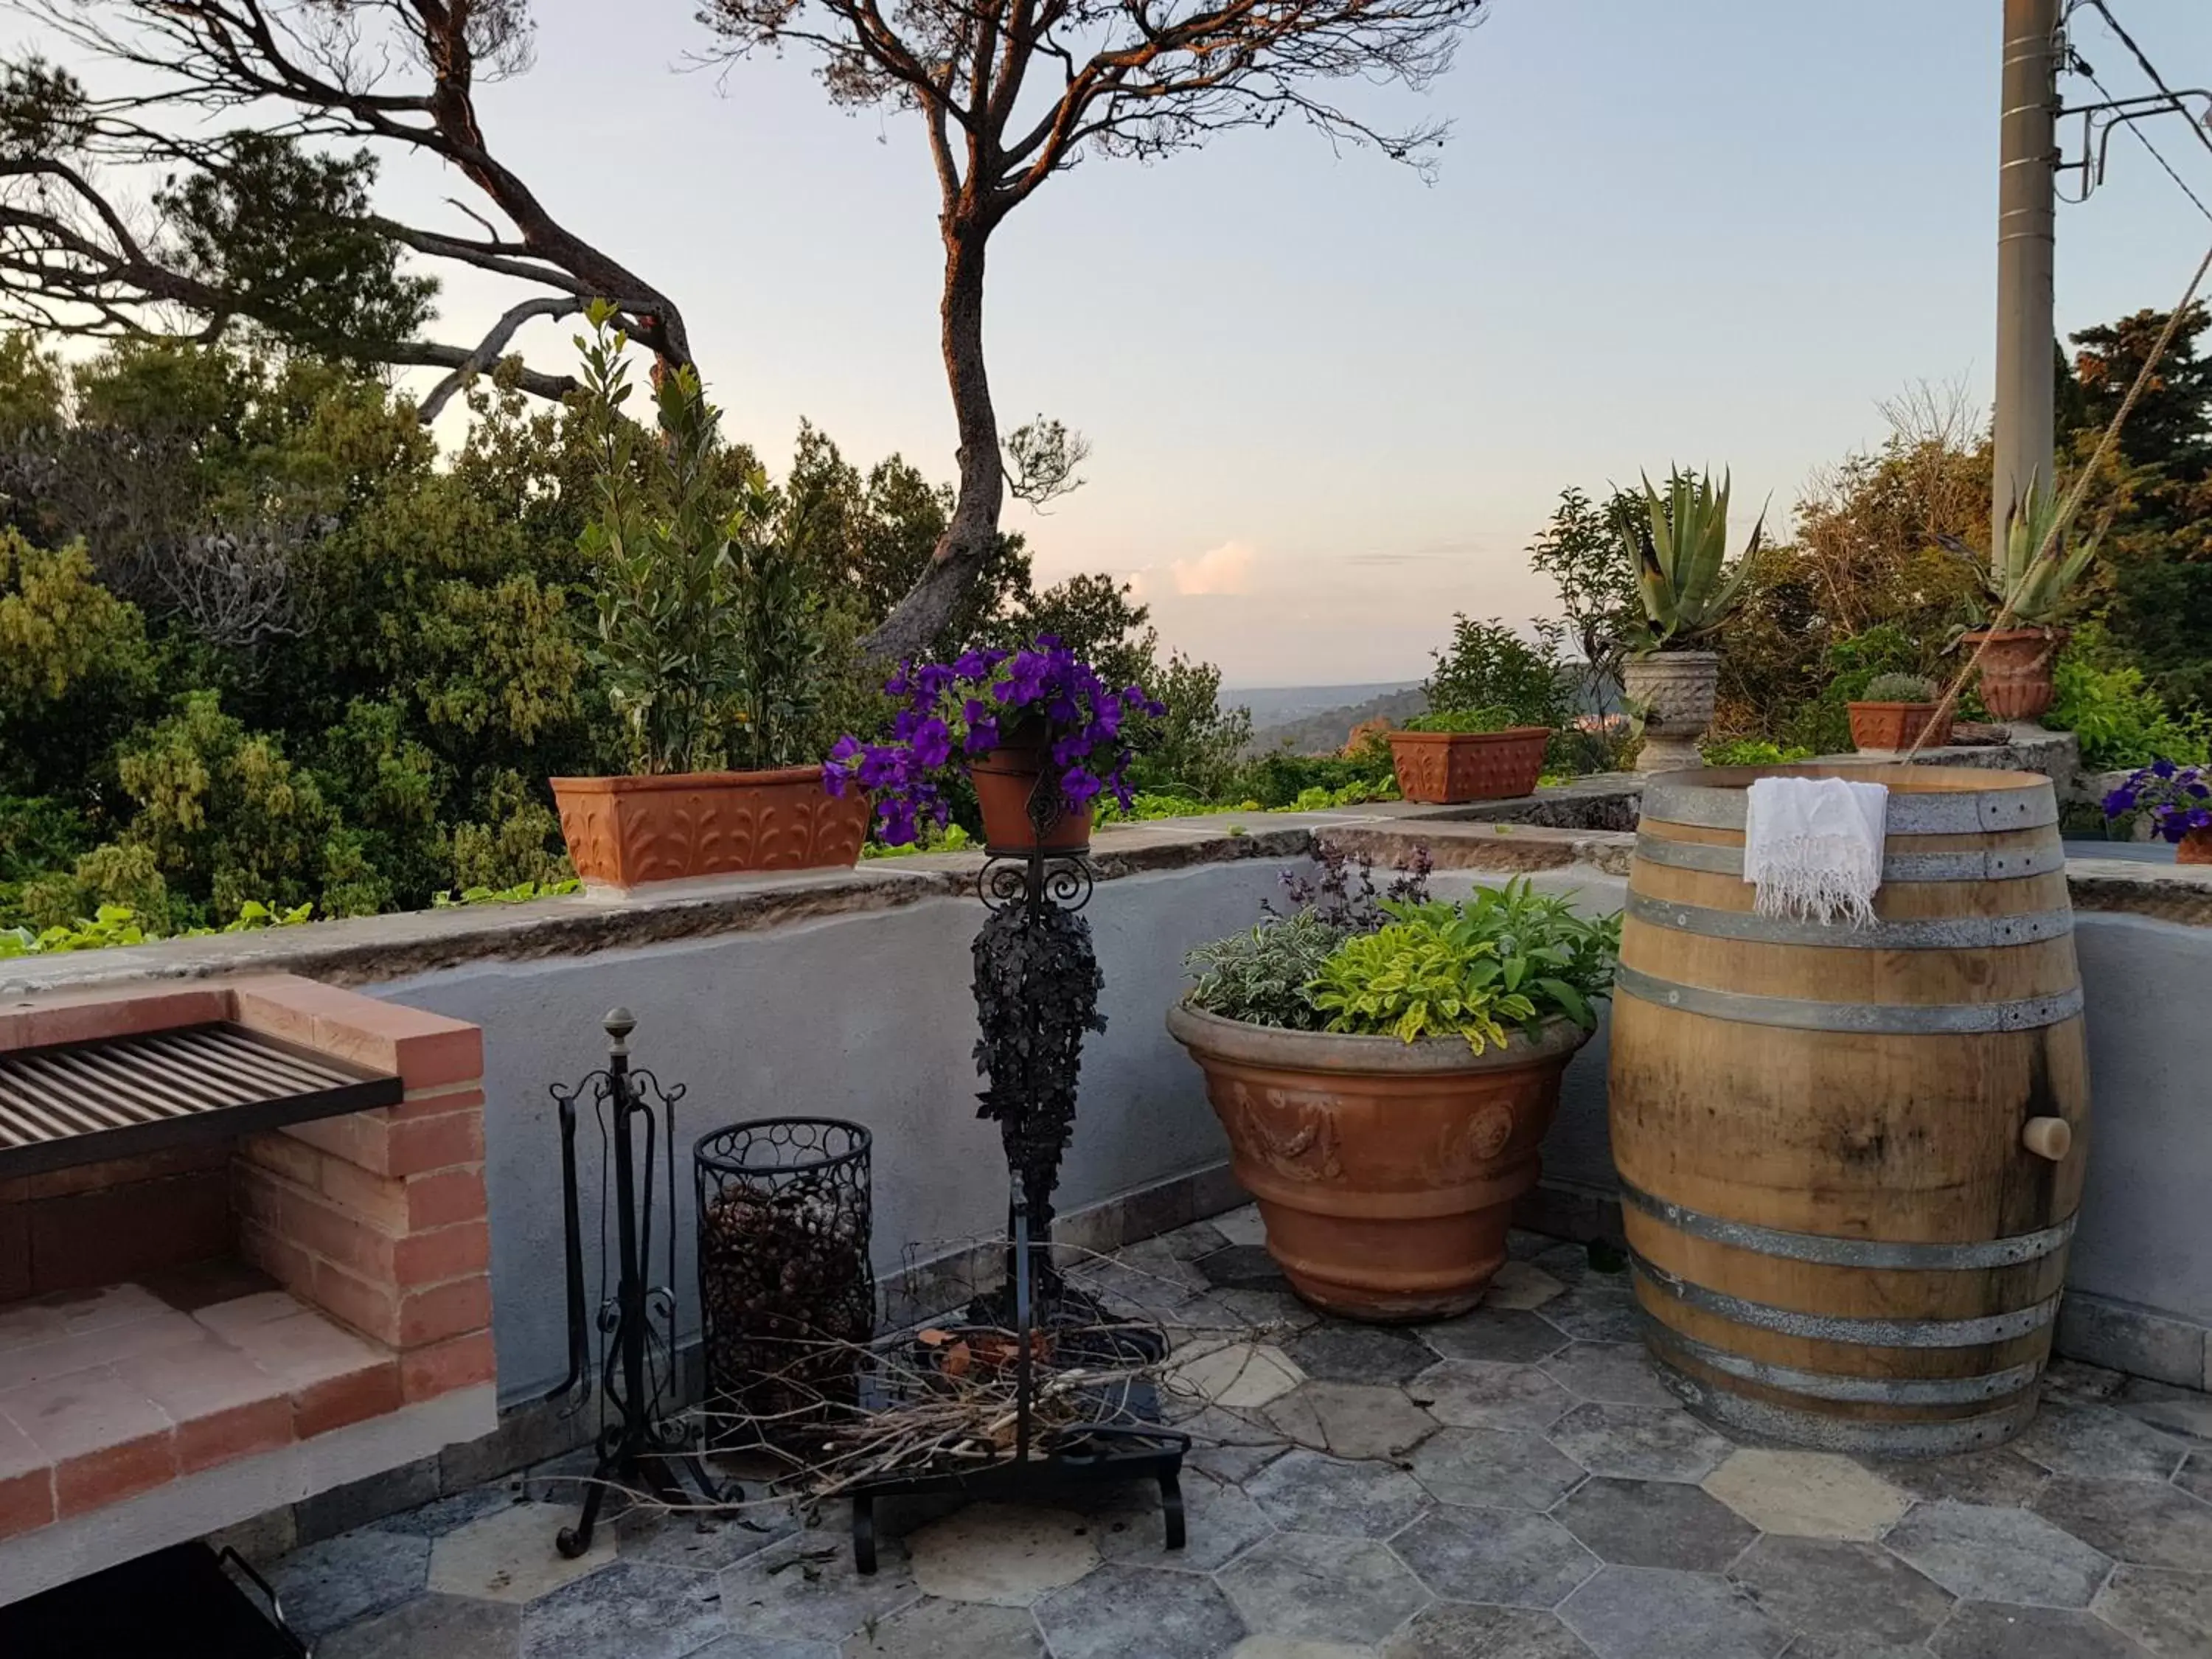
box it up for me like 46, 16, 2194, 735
7, 790, 2209, 1425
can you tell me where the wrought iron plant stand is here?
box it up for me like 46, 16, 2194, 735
546, 1009, 720, 1557
844, 782, 1189, 1573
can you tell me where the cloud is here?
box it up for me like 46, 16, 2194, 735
1169, 539, 1259, 596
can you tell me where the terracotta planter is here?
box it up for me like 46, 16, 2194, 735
2179, 827, 2212, 866
1165, 1003, 1592, 1322
970, 743, 1093, 853
550, 767, 869, 889
1846, 701, 1955, 754
1621, 651, 1719, 773
1386, 728, 1549, 804
1964, 627, 2067, 722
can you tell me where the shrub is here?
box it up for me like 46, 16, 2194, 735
1702, 738, 1815, 768
1860, 672, 1939, 703
1424, 616, 1568, 728
2048, 642, 2211, 769
1402, 706, 1520, 734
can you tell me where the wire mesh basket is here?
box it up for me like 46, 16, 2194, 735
694, 1119, 874, 1444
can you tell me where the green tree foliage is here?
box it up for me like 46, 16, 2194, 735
1425, 616, 1568, 728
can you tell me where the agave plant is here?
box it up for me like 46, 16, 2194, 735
1615, 469, 1765, 653
1960, 479, 2101, 630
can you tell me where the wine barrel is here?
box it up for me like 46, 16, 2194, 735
1610, 764, 2088, 1455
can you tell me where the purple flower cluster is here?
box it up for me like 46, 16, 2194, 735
2103, 758, 2212, 845
822, 637, 1163, 845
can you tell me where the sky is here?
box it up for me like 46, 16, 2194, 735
24, 0, 2212, 685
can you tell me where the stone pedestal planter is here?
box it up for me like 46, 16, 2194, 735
1622, 651, 1719, 773
551, 768, 870, 889
1165, 1004, 1590, 1323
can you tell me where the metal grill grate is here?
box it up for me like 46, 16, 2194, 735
0, 1023, 403, 1178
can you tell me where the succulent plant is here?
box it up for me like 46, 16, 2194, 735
1860, 672, 1940, 703
1942, 477, 2101, 630
1615, 469, 1765, 653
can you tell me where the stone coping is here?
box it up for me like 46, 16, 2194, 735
3, 779, 2208, 997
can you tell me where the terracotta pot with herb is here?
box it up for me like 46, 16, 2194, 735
1950, 481, 2098, 725
1385, 707, 1550, 804
1167, 856, 1619, 1322
1846, 672, 1955, 754
552, 305, 865, 888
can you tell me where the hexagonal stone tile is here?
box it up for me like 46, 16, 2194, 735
842, 1596, 1043, 1658
1540, 1343, 1676, 1408
1035, 1564, 1246, 1659
1169, 1340, 1307, 1410
1554, 1478, 1756, 1571
1859, 1449, 2051, 1509
428, 1501, 613, 1603
2011, 1403, 2191, 1483
2181, 1454, 2212, 1506
1219, 1531, 1430, 1646
1225, 1641, 1372, 1659
1390, 1506, 1599, 1608
1264, 1382, 1439, 1461
1179, 1405, 1293, 1486
373, 1484, 524, 1539
518, 1562, 728, 1659
1093, 1468, 1276, 1573
1196, 1245, 1290, 1291
1246, 1450, 1430, 1538
2092, 1564, 2212, 1657
1727, 1536, 1953, 1649
1558, 1565, 1787, 1659
1408, 1360, 1573, 1433
1882, 1500, 2112, 1607
1482, 1261, 1567, 1311
317, 1593, 522, 1659
1213, 1206, 1269, 1248
718, 1532, 922, 1644
2042, 1360, 2129, 1405
903, 1503, 1097, 1607
1926, 1601, 2154, 1658
1528, 1242, 1608, 1287
1417, 1308, 1571, 1366
1408, 1427, 1585, 1511
2114, 1380, 2212, 1445
1380, 1602, 1595, 1658
616, 1499, 798, 1573
1547, 1404, 1735, 1484
1287, 1326, 1439, 1385
2032, 1477, 2212, 1570
688, 1636, 835, 1659
1163, 1220, 1234, 1261
268, 1528, 433, 1641
1702, 1450, 1910, 1540
1535, 1286, 1643, 1345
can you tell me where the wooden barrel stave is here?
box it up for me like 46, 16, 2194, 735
1610, 764, 2089, 1455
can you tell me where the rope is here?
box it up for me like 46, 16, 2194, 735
1903, 237, 2212, 760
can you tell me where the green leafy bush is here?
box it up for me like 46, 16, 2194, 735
1183, 910, 1345, 1030
2048, 644, 2212, 768
0, 898, 312, 960
1701, 738, 1815, 768
1402, 706, 1521, 734
1424, 617, 1568, 728
1230, 748, 1397, 809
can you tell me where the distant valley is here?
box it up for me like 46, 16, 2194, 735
1224, 681, 1427, 757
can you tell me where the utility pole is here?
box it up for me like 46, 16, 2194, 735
1993, 0, 2061, 542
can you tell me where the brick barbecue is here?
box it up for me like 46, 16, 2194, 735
0, 977, 495, 1605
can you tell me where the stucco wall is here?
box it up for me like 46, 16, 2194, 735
361, 860, 1293, 1402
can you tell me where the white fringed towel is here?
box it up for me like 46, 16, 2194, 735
1742, 776, 1889, 927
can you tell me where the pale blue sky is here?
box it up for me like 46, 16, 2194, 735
32, 1, 2212, 682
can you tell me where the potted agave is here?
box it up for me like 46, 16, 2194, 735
1385, 707, 1551, 804
1846, 672, 1955, 754
1615, 470, 1764, 773
824, 639, 1161, 851
1167, 870, 1619, 1322
2104, 760, 2212, 865
552, 305, 867, 888
1950, 480, 2100, 723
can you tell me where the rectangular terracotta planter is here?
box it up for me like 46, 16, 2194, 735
550, 767, 871, 888
1846, 702, 1954, 754
1385, 728, 1549, 804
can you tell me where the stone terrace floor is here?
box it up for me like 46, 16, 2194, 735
266, 1209, 2212, 1659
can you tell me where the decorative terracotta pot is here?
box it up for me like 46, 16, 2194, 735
1165, 1004, 1593, 1322
1621, 651, 1719, 773
1386, 728, 1549, 804
1846, 702, 1955, 754
1964, 627, 2067, 722
550, 767, 869, 890
2179, 827, 2212, 866
970, 742, 1093, 853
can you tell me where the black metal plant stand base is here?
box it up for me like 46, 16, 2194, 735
546, 1010, 721, 1557
844, 838, 1189, 1573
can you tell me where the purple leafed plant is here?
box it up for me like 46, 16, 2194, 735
822, 636, 1162, 845
2102, 759, 2212, 845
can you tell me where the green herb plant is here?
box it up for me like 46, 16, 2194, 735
1401, 706, 1523, 734
1859, 672, 1940, 703
1184, 909, 1346, 1031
